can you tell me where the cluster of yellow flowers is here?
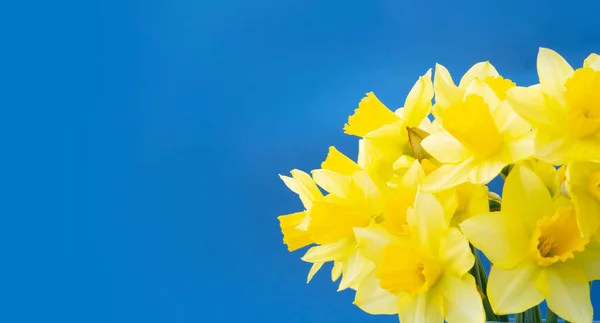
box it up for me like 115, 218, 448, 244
277, 48, 600, 323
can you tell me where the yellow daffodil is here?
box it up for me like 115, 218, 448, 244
300, 146, 384, 290
461, 166, 600, 322
355, 192, 484, 322
506, 48, 600, 164
420, 70, 533, 191
566, 160, 600, 237
343, 70, 434, 184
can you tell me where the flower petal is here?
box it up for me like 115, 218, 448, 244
398, 288, 444, 323
441, 274, 485, 323
433, 63, 462, 112
301, 238, 354, 262
403, 69, 434, 128
421, 131, 470, 163
463, 78, 501, 111
420, 157, 476, 192
537, 48, 574, 107
506, 85, 557, 126
280, 169, 323, 208
307, 262, 324, 283
353, 270, 398, 315
492, 101, 531, 140
408, 192, 448, 254
536, 265, 593, 323
487, 261, 544, 314
338, 250, 375, 291
460, 212, 529, 269
354, 223, 399, 265
584, 53, 600, 71
467, 160, 505, 185
502, 166, 554, 233
439, 228, 474, 276
459, 61, 499, 89
311, 169, 351, 198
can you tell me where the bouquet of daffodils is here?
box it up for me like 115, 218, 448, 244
277, 48, 600, 323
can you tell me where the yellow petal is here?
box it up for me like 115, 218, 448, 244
311, 169, 351, 198
433, 63, 462, 112
403, 69, 434, 128
568, 136, 600, 163
506, 85, 557, 126
567, 161, 600, 236
408, 192, 448, 254
307, 262, 324, 283
537, 47, 574, 107
536, 265, 592, 323
584, 53, 600, 71
354, 223, 399, 265
278, 211, 313, 251
344, 92, 400, 137
492, 101, 531, 140
350, 171, 384, 214
338, 250, 375, 291
440, 274, 485, 323
460, 212, 529, 269
534, 126, 571, 165
331, 261, 342, 281
321, 146, 361, 176
487, 260, 544, 314
421, 158, 475, 192
420, 131, 470, 163
502, 166, 554, 233
463, 78, 501, 111
459, 61, 499, 89
398, 288, 444, 323
353, 270, 398, 315
571, 239, 600, 281
503, 132, 534, 162
301, 238, 354, 262
439, 228, 474, 276
467, 160, 506, 185
279, 169, 323, 209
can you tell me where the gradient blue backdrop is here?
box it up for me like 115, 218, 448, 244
2, 0, 600, 322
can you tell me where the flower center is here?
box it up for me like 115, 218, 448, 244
587, 170, 600, 201
484, 76, 516, 101
377, 243, 442, 295
443, 95, 504, 158
531, 206, 589, 267
564, 67, 600, 139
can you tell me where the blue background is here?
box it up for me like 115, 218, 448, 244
1, 0, 600, 322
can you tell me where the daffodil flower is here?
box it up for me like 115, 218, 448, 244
343, 70, 434, 184
355, 192, 484, 323
461, 166, 600, 322
420, 72, 533, 191
506, 48, 600, 164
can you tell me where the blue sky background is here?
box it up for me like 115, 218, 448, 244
1, 0, 600, 322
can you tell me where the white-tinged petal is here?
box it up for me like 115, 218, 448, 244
301, 238, 354, 262
537, 47, 574, 107
307, 262, 324, 283
421, 131, 470, 163
398, 288, 444, 323
441, 274, 485, 323
584, 53, 600, 70
536, 265, 593, 323
354, 224, 399, 265
487, 260, 544, 314
420, 157, 476, 192
311, 169, 351, 198
459, 61, 499, 89
440, 228, 474, 276
338, 250, 375, 291
353, 270, 398, 315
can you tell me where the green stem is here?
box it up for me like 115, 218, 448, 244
545, 307, 559, 323
514, 312, 524, 323
469, 245, 509, 322
524, 305, 542, 323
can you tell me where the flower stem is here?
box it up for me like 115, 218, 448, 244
545, 307, 558, 323
469, 245, 509, 322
